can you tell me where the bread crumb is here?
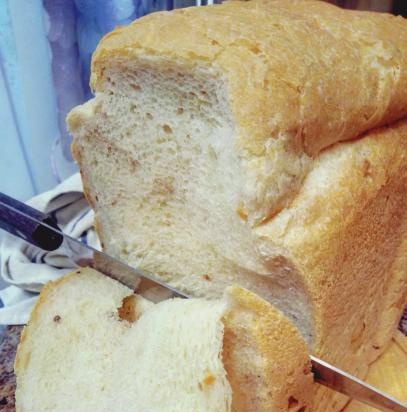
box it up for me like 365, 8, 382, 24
362, 159, 372, 177
236, 206, 248, 221
202, 274, 212, 281
118, 295, 138, 323
202, 372, 216, 386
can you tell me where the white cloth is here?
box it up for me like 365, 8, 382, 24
0, 173, 100, 324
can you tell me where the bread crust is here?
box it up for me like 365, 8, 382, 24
257, 119, 407, 410
91, 0, 407, 158
223, 285, 313, 412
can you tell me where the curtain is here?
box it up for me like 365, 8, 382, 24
0, 0, 183, 201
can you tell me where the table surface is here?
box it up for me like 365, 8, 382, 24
0, 326, 20, 412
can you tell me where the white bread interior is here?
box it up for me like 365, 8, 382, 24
69, 66, 314, 343
15, 268, 313, 412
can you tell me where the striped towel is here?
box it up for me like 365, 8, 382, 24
0, 173, 406, 336
0, 173, 99, 325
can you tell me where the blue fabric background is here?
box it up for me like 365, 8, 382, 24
0, 0, 197, 201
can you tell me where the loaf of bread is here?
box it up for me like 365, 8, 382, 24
67, 1, 407, 410
15, 268, 313, 412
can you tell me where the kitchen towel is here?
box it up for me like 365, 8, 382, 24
0, 173, 99, 325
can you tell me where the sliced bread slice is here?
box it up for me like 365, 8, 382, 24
15, 268, 313, 412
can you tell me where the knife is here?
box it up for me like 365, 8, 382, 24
0, 192, 406, 412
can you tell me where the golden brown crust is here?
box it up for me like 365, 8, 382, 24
91, 0, 407, 159
257, 119, 407, 411
222, 285, 313, 412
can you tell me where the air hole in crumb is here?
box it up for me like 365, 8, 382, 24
373, 345, 380, 350
211, 39, 220, 46
202, 274, 212, 281
250, 45, 261, 54
177, 107, 184, 115
131, 159, 140, 172
201, 372, 216, 387
163, 124, 173, 134
130, 104, 137, 113
208, 146, 217, 160
288, 396, 299, 409
297, 407, 306, 412
146, 112, 153, 120
53, 315, 61, 323
95, 195, 99, 202
236, 206, 248, 221
303, 362, 309, 374
130, 84, 141, 91
117, 295, 138, 323
362, 159, 372, 177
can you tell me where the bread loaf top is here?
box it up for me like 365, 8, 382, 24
91, 0, 407, 158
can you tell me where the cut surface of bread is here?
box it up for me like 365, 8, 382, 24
15, 268, 313, 412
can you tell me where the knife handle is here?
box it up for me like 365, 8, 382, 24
0, 192, 63, 251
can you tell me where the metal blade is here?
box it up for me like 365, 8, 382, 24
311, 355, 407, 412
63, 234, 190, 302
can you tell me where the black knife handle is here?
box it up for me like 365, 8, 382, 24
0, 192, 63, 251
